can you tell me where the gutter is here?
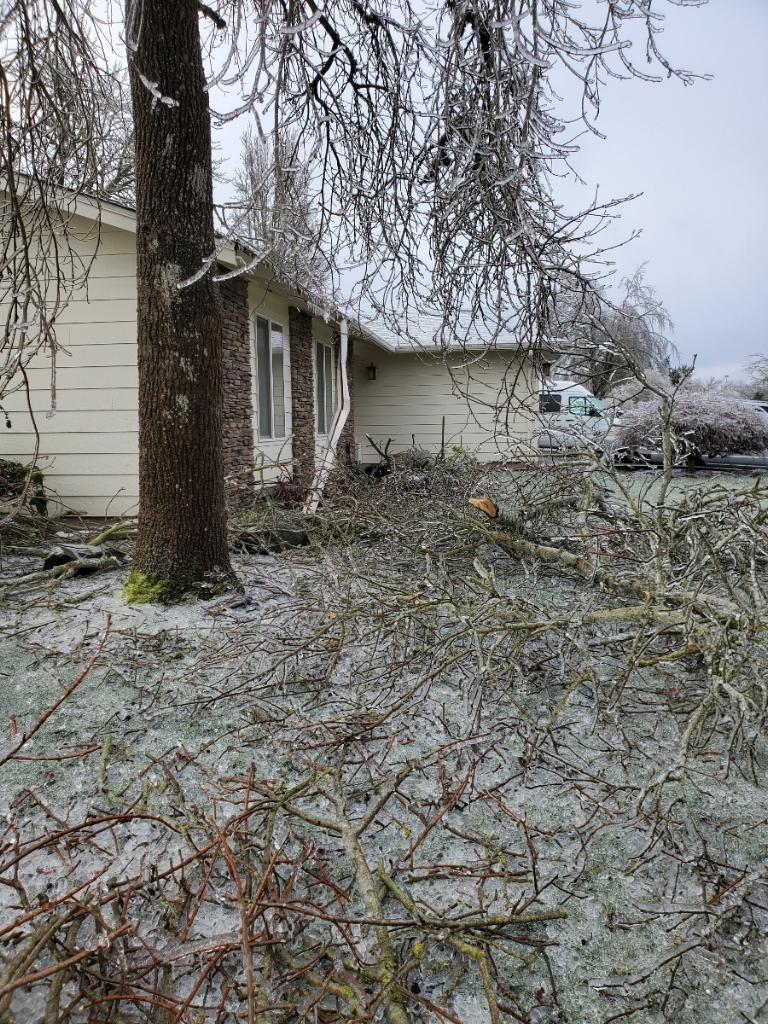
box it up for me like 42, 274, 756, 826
303, 317, 350, 514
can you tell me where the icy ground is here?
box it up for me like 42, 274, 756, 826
1, 482, 767, 1022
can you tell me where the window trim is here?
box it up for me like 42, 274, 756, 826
315, 341, 336, 436
253, 315, 287, 441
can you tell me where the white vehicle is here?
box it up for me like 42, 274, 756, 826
538, 380, 620, 451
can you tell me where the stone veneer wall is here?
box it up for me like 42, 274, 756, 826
218, 275, 255, 509
214, 287, 357, 505
288, 306, 316, 495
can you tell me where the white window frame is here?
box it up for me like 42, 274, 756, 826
315, 341, 337, 436
253, 315, 287, 441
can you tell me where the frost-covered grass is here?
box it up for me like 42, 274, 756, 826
601, 466, 768, 500
1, 464, 766, 1023
496, 464, 768, 502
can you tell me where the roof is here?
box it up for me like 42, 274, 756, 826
358, 312, 522, 354
4, 177, 246, 269
4, 176, 539, 358
5, 174, 344, 304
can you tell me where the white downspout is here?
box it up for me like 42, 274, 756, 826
303, 317, 350, 515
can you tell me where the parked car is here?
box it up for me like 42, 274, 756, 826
538, 380, 620, 450
613, 393, 768, 471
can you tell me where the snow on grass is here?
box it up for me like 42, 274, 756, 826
1, 469, 766, 1021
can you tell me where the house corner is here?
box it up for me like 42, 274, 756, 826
220, 275, 256, 510
289, 306, 316, 495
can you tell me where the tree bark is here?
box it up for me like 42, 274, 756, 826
127, 0, 234, 598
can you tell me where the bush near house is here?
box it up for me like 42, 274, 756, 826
618, 391, 768, 457
0, 458, 47, 515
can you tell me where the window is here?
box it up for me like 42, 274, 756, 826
254, 317, 286, 439
539, 392, 562, 413
568, 396, 591, 417
569, 396, 604, 417
316, 342, 336, 434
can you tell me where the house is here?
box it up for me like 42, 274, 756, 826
0, 191, 542, 517
354, 317, 540, 466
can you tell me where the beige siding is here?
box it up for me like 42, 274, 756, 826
1, 217, 139, 517
5, 205, 542, 515
1, 229, 317, 514
353, 341, 538, 463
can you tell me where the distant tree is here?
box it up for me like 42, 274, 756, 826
667, 364, 696, 388
608, 364, 729, 410
553, 268, 676, 398
43, 57, 134, 204
682, 374, 738, 396
744, 354, 768, 402
619, 390, 768, 457
232, 130, 329, 295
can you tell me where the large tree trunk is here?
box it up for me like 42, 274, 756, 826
126, 0, 234, 600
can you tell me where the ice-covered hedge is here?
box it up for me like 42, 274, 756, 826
618, 392, 768, 455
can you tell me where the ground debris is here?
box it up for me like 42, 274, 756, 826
0, 466, 766, 1022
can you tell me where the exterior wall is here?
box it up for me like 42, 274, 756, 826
288, 307, 315, 494
1, 210, 538, 517
248, 276, 294, 487
247, 287, 350, 497
0, 218, 261, 518
7, 206, 538, 516
289, 314, 354, 497
219, 275, 255, 508
0, 216, 140, 517
352, 340, 538, 463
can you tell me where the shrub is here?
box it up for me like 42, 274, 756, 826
0, 458, 47, 514
618, 392, 768, 456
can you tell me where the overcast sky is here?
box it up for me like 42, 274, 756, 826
558, 0, 768, 380
213, 2, 766, 379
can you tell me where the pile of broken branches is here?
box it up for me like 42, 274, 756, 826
1, 461, 766, 1022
